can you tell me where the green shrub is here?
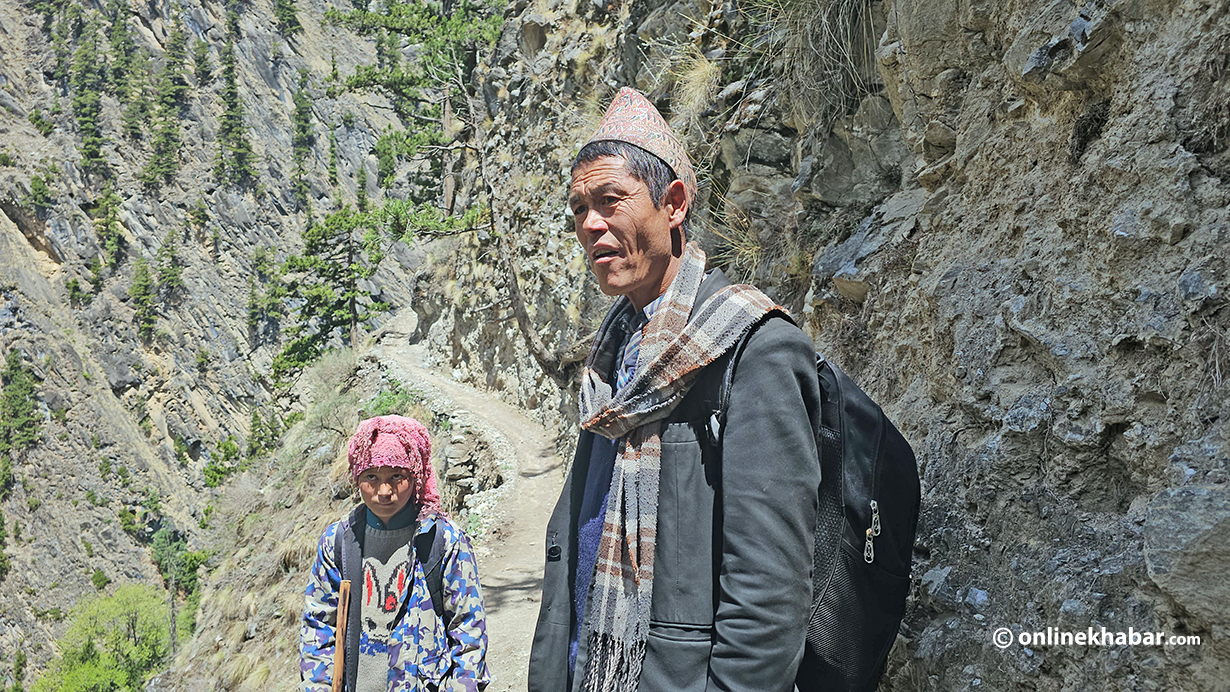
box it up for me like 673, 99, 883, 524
0, 150, 15, 166
275, 0, 301, 35
31, 583, 170, 692
150, 528, 210, 595
82, 538, 94, 557
26, 172, 54, 210
173, 436, 190, 466
1, 350, 42, 454
364, 381, 421, 418
118, 507, 139, 535
28, 110, 55, 136
91, 567, 110, 590
201, 461, 227, 487
32, 605, 64, 621
0, 456, 13, 500
198, 502, 214, 529
177, 586, 202, 639
86, 490, 108, 507
142, 486, 161, 515
66, 277, 91, 306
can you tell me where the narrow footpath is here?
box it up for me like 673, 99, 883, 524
372, 313, 565, 692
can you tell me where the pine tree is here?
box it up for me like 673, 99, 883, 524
128, 258, 157, 341
192, 38, 211, 85
273, 200, 388, 380
275, 0, 302, 35
291, 72, 314, 208
155, 227, 184, 299
95, 184, 124, 267
108, 0, 138, 100
215, 42, 257, 186
140, 27, 190, 185
70, 17, 108, 173
0, 350, 42, 454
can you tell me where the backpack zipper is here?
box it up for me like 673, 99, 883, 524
864, 500, 880, 564
863, 418, 889, 564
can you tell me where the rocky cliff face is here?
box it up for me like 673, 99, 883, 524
424, 0, 1230, 687
0, 0, 423, 677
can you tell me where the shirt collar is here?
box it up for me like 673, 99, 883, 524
365, 502, 419, 531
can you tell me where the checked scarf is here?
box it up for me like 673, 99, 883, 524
577, 243, 781, 691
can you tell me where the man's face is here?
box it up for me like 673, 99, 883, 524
357, 466, 413, 523
569, 156, 686, 310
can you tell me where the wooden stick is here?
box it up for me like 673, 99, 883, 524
333, 580, 351, 692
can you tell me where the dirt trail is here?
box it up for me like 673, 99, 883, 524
372, 313, 565, 692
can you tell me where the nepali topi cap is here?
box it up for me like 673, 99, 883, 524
586, 86, 698, 206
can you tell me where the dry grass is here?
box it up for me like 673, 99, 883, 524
221, 651, 256, 688
742, 0, 875, 129
671, 45, 724, 137
708, 193, 761, 281
277, 532, 319, 573
239, 663, 272, 692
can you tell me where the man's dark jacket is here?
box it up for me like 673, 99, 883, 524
528, 270, 822, 692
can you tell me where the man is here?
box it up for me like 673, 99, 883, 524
528, 87, 822, 692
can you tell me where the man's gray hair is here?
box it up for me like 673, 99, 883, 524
572, 140, 691, 233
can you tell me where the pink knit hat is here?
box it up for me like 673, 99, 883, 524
586, 86, 699, 206
347, 415, 441, 517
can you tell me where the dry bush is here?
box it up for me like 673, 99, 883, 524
239, 663, 272, 692
277, 532, 319, 572
671, 46, 724, 139
709, 193, 761, 281
226, 620, 249, 653
743, 0, 875, 129
221, 651, 256, 688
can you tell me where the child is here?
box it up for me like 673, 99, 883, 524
301, 415, 490, 692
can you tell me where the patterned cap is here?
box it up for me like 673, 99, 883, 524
347, 415, 441, 517
586, 87, 698, 206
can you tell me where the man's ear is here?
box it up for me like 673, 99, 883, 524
663, 179, 688, 230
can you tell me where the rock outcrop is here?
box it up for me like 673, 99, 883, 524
420, 0, 1230, 688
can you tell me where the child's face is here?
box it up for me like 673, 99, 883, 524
357, 466, 413, 523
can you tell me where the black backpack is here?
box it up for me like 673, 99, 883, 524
713, 336, 920, 692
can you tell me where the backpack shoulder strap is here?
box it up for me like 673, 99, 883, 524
389, 517, 448, 628
711, 311, 795, 445
414, 519, 447, 622
334, 503, 366, 692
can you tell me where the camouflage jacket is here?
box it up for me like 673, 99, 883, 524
300, 511, 490, 692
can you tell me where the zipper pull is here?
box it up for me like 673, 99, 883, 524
864, 500, 881, 564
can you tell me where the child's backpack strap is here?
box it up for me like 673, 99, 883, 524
333, 504, 367, 692
413, 519, 447, 622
